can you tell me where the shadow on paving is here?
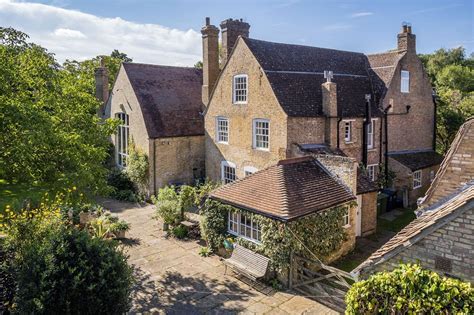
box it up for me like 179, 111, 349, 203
131, 267, 260, 314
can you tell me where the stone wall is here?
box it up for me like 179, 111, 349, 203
151, 136, 205, 193
361, 192, 377, 236
389, 157, 440, 206
426, 121, 474, 206
366, 206, 474, 282
205, 38, 288, 181
105, 66, 150, 154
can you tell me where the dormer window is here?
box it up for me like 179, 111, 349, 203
233, 74, 248, 104
401, 70, 410, 93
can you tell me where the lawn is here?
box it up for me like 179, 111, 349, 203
377, 208, 417, 233
0, 179, 59, 212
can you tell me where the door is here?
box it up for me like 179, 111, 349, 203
356, 195, 362, 237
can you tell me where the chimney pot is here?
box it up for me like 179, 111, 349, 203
397, 22, 416, 53
220, 18, 250, 66
205, 17, 210, 26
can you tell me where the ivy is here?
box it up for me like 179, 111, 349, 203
200, 199, 351, 272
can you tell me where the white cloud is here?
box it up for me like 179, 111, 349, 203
53, 28, 86, 39
351, 12, 374, 18
0, 0, 201, 65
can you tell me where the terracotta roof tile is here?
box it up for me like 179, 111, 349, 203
388, 150, 444, 171
209, 157, 355, 221
123, 63, 204, 138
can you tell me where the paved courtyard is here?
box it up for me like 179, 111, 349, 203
100, 198, 340, 314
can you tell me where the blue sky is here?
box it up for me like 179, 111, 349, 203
1, 0, 472, 65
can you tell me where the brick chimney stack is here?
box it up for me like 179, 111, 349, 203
322, 72, 338, 147
201, 17, 220, 106
94, 57, 109, 116
220, 18, 250, 66
397, 22, 416, 54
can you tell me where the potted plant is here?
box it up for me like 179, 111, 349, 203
154, 199, 180, 232
110, 220, 130, 239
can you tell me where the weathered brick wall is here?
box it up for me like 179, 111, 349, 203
152, 136, 205, 192
428, 122, 474, 206
205, 39, 288, 181
361, 192, 377, 236
367, 206, 474, 282
383, 52, 435, 153
286, 117, 326, 148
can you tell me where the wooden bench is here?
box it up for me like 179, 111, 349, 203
223, 244, 270, 281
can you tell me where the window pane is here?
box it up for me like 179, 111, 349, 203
254, 120, 269, 149
233, 75, 248, 103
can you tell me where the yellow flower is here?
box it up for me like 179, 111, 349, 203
73, 186, 77, 191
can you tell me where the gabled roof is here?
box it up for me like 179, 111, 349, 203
367, 51, 405, 94
388, 150, 444, 171
421, 118, 474, 207
123, 63, 204, 138
242, 37, 397, 118
209, 156, 356, 221
353, 183, 474, 275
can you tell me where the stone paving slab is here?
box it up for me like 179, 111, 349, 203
99, 198, 340, 314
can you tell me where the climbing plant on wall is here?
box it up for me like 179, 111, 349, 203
200, 198, 352, 272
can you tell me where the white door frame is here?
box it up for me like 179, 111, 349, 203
356, 195, 362, 237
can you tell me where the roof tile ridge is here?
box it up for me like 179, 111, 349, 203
421, 120, 472, 207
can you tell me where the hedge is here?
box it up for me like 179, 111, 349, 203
346, 263, 474, 314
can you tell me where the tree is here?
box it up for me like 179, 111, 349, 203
111, 49, 133, 63
419, 47, 474, 153
0, 27, 117, 192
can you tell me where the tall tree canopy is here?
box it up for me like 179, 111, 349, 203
0, 28, 129, 192
419, 47, 474, 153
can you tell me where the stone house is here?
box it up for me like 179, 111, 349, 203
209, 156, 358, 266
100, 63, 205, 194
202, 18, 441, 248
353, 118, 474, 282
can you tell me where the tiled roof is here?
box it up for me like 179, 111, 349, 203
367, 52, 404, 84
388, 150, 444, 171
421, 118, 474, 208
123, 63, 204, 138
354, 183, 474, 275
242, 37, 397, 118
357, 168, 379, 194
209, 157, 356, 221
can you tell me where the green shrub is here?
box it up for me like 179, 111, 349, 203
155, 199, 181, 224
172, 225, 188, 239
198, 246, 211, 257
0, 238, 15, 313
6, 220, 133, 313
346, 264, 474, 314
125, 142, 149, 195
107, 168, 135, 192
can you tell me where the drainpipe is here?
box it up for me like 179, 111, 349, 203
336, 117, 343, 149
432, 88, 437, 152
153, 139, 156, 196
362, 95, 371, 167
384, 107, 390, 187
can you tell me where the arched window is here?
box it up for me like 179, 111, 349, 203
115, 112, 129, 167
